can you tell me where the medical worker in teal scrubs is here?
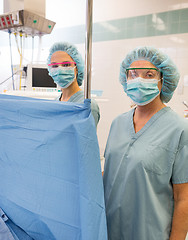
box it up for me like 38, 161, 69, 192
47, 42, 100, 127
103, 46, 188, 240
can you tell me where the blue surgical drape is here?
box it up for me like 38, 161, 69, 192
0, 94, 107, 240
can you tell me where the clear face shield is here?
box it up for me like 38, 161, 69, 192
125, 68, 162, 106
126, 68, 161, 81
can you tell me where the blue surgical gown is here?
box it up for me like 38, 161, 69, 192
103, 107, 188, 240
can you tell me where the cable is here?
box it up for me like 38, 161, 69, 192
19, 32, 23, 90
0, 70, 20, 86
14, 33, 21, 56
183, 101, 188, 109
37, 35, 42, 63
32, 36, 34, 63
8, 30, 15, 90
14, 33, 31, 64
22, 33, 25, 60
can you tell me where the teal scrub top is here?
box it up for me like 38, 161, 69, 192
56, 90, 100, 127
103, 107, 188, 240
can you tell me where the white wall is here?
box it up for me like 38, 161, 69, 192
0, 1, 188, 238
46, 0, 188, 154
0, 0, 188, 155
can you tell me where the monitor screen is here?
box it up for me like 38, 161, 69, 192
32, 67, 56, 88
26, 64, 59, 92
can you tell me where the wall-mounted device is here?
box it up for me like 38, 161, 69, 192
0, 0, 55, 36
0, 0, 56, 92
0, 9, 55, 36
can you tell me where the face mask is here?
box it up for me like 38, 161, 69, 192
49, 66, 76, 89
126, 77, 160, 106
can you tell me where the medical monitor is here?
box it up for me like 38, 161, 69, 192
26, 64, 60, 92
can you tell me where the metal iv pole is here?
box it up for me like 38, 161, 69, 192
84, 0, 93, 99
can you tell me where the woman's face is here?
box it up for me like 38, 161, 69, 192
128, 60, 162, 91
50, 51, 78, 76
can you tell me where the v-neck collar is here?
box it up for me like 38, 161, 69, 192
129, 106, 170, 139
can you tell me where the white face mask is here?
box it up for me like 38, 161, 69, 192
126, 77, 161, 106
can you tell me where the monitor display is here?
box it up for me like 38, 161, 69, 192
26, 64, 59, 91
32, 68, 56, 88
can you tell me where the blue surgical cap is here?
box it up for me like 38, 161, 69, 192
119, 46, 180, 103
47, 42, 84, 86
